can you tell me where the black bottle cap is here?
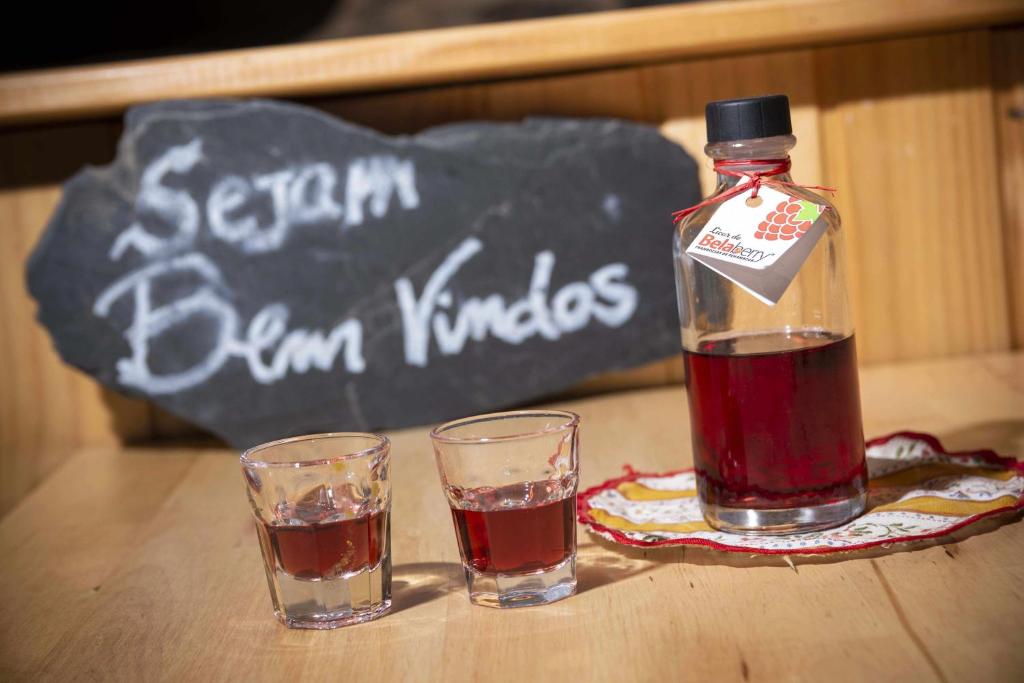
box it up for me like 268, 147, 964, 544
705, 95, 792, 144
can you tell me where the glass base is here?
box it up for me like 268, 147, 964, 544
269, 558, 392, 629
700, 491, 867, 535
275, 599, 392, 630
463, 555, 576, 608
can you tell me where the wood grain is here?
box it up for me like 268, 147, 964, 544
992, 26, 1024, 349
0, 0, 1022, 125
1, 353, 1022, 681
816, 31, 1012, 363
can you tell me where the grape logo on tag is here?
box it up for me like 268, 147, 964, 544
755, 199, 821, 241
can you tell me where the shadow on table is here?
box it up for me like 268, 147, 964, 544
391, 562, 461, 611
576, 540, 686, 593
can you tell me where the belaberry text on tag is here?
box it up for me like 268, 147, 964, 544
685, 183, 827, 305
691, 228, 773, 265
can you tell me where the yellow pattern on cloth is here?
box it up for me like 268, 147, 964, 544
590, 509, 712, 533
616, 482, 695, 501
870, 494, 1019, 517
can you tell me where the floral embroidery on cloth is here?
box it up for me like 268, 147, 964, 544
578, 432, 1024, 554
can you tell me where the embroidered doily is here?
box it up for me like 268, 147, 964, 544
578, 432, 1024, 554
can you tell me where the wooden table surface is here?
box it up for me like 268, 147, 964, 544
2, 353, 1023, 681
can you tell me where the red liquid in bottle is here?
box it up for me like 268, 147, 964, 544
258, 511, 387, 580
450, 482, 576, 575
683, 331, 867, 510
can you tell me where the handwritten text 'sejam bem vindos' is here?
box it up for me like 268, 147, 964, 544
93, 139, 639, 395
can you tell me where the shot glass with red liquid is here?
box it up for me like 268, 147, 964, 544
431, 410, 580, 608
241, 433, 391, 629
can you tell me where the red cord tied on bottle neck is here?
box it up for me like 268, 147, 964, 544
671, 158, 836, 224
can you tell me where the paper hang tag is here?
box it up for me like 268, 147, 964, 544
684, 183, 828, 306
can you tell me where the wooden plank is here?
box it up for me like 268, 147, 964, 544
1, 0, 1023, 126
816, 31, 1012, 363
1, 353, 1021, 680
870, 523, 1024, 681
992, 27, 1024, 348
0, 447, 200, 676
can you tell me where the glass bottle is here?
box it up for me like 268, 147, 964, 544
673, 95, 867, 534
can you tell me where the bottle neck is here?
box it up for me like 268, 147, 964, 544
705, 134, 796, 188
714, 160, 793, 188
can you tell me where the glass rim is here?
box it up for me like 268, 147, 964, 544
429, 409, 580, 445
239, 431, 390, 469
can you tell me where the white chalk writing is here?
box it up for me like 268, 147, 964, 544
395, 237, 638, 367
94, 253, 365, 394
344, 156, 419, 228
93, 137, 641, 394
110, 139, 204, 260
111, 138, 420, 259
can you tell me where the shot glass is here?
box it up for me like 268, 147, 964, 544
241, 433, 392, 629
430, 410, 580, 608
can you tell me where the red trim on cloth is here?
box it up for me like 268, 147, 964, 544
577, 431, 1024, 554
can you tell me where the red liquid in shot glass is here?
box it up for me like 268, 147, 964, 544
683, 331, 867, 510
450, 482, 576, 575
258, 510, 387, 580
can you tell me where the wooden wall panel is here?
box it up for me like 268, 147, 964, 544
816, 31, 1011, 363
992, 26, 1024, 349
2, 0, 1021, 125
317, 48, 825, 192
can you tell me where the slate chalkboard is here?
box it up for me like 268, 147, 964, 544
27, 99, 701, 448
